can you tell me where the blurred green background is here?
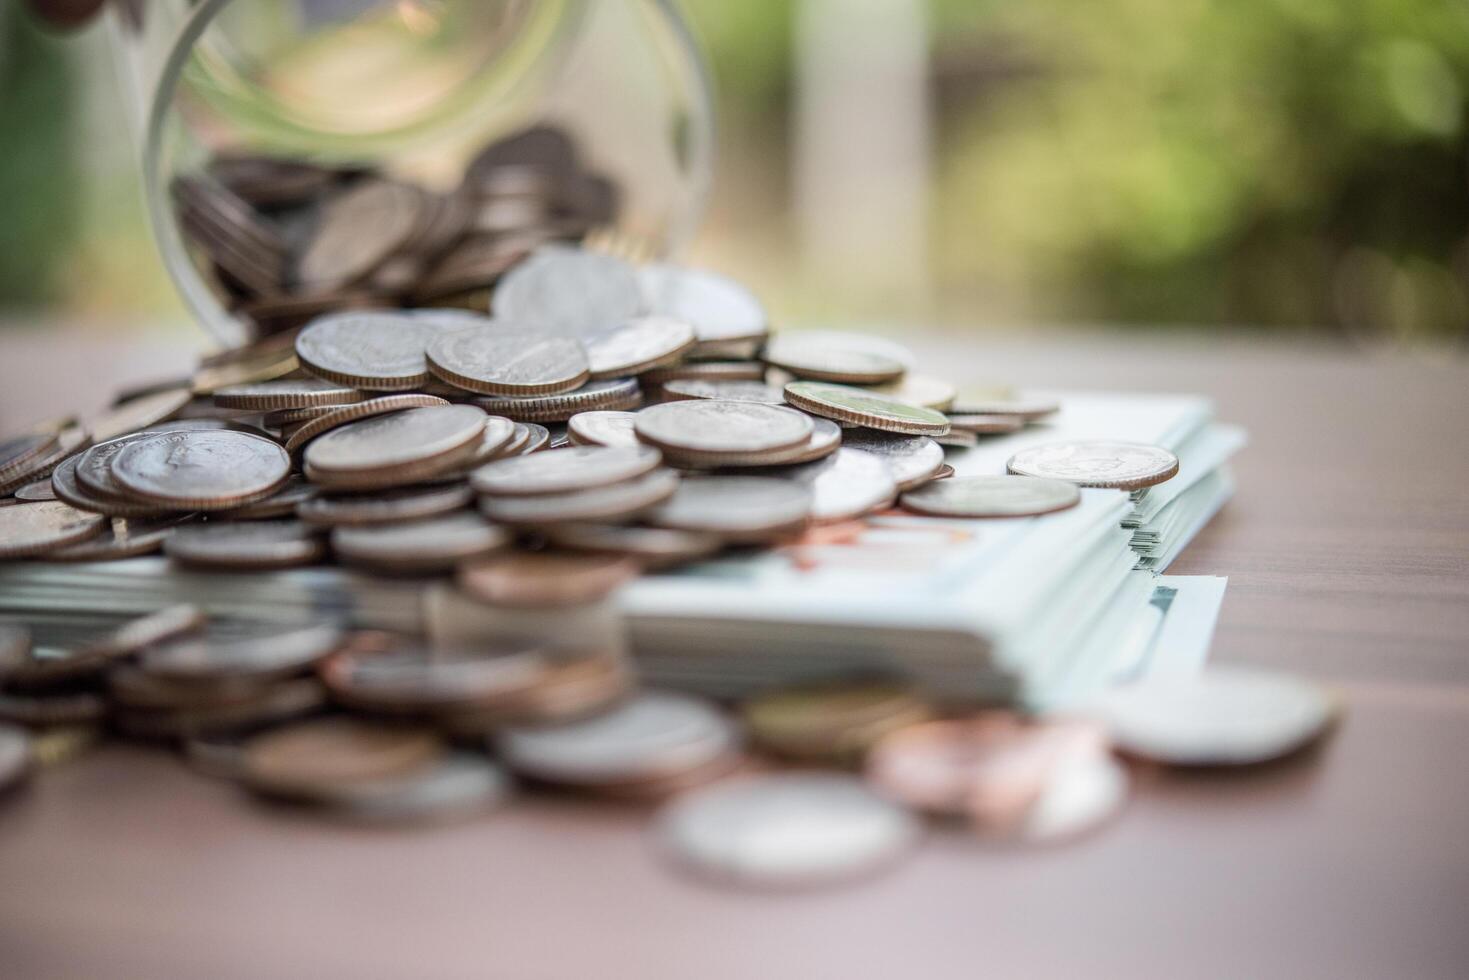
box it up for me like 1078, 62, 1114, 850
3, 0, 1467, 342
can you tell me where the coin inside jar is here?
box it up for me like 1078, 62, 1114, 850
900, 475, 1082, 519
1006, 441, 1179, 491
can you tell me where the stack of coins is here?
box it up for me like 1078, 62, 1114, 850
0, 242, 1318, 888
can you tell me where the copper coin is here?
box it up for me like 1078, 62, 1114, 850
241, 717, 445, 799
458, 552, 640, 607
783, 381, 950, 436
426, 327, 589, 396
213, 378, 365, 411
865, 715, 1108, 823
332, 512, 513, 573
295, 312, 433, 391
635, 400, 813, 458
0, 501, 107, 558
470, 445, 662, 496
141, 622, 344, 683
646, 475, 811, 542
163, 520, 326, 570
900, 475, 1081, 518
584, 316, 696, 379
110, 430, 291, 510
297, 484, 474, 527
283, 394, 450, 456
1007, 441, 1179, 491
638, 264, 768, 343
567, 410, 640, 448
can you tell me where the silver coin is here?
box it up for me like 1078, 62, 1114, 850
948, 396, 1059, 420
585, 316, 696, 379
109, 430, 291, 511
690, 417, 843, 470
295, 311, 433, 390
76, 432, 169, 501
50, 454, 177, 519
662, 379, 787, 405
647, 475, 812, 541
655, 773, 920, 888
163, 519, 326, 569
479, 468, 679, 526
304, 405, 488, 474
0, 500, 107, 559
835, 430, 945, 491
900, 474, 1081, 518
318, 753, 512, 824
498, 690, 740, 785
638, 264, 768, 343
1007, 441, 1179, 491
763, 335, 906, 384
1009, 752, 1129, 843
567, 411, 640, 448
470, 445, 662, 497
946, 414, 1024, 435
12, 478, 57, 502
331, 512, 513, 572
635, 400, 813, 456
0, 723, 33, 794
213, 378, 364, 411
425, 327, 589, 396
519, 423, 551, 454
773, 448, 897, 524
43, 517, 181, 562
866, 374, 958, 411
141, 622, 344, 682
1086, 666, 1338, 766
492, 244, 644, 340
217, 475, 317, 520
473, 378, 641, 423
297, 484, 474, 527
543, 523, 723, 568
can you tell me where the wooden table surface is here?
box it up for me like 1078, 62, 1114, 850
1, 326, 1467, 980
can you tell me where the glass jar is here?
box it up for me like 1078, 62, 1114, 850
108, 0, 715, 347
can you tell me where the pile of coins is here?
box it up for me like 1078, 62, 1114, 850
0, 243, 1335, 888
175, 126, 621, 337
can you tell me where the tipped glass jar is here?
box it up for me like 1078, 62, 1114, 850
110, 0, 714, 346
